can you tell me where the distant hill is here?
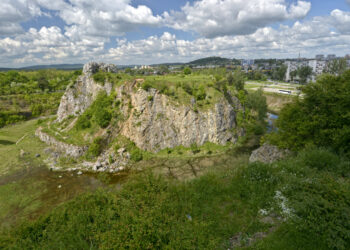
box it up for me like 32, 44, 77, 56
189, 57, 234, 66
0, 64, 83, 71
20, 64, 84, 70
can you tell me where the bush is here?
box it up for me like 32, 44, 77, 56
246, 88, 267, 121
87, 137, 103, 158
182, 83, 193, 95
269, 71, 350, 155
30, 104, 44, 116
94, 108, 112, 128
183, 67, 192, 75
93, 71, 106, 85
75, 114, 91, 130
130, 148, 143, 162
141, 82, 152, 91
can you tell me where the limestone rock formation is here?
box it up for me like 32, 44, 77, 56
117, 86, 243, 152
83, 62, 117, 75
249, 144, 290, 163
56, 64, 115, 122
50, 61, 245, 160
35, 127, 87, 158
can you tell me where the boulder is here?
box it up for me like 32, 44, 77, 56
249, 144, 290, 163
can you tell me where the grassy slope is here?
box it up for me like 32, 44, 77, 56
0, 119, 47, 176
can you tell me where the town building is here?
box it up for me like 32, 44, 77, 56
327, 54, 336, 60
316, 54, 325, 60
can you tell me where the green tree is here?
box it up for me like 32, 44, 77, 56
327, 58, 348, 75
246, 88, 267, 121
272, 65, 287, 81
183, 67, 192, 75
37, 77, 49, 91
297, 66, 313, 84
290, 70, 298, 82
232, 68, 245, 91
159, 65, 170, 74
268, 70, 350, 155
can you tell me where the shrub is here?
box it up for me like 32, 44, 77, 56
87, 137, 103, 158
183, 67, 192, 75
182, 83, 193, 95
147, 96, 153, 102
75, 114, 91, 130
190, 143, 200, 154
246, 88, 267, 121
93, 71, 106, 85
30, 104, 44, 116
195, 85, 206, 101
141, 82, 152, 91
269, 71, 350, 155
130, 148, 143, 162
94, 108, 112, 128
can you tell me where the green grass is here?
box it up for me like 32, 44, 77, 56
0, 179, 45, 229
0, 119, 47, 176
142, 74, 230, 111
1, 148, 348, 249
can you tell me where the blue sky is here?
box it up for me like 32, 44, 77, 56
1, 0, 350, 67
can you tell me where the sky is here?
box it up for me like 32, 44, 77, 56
1, 0, 350, 67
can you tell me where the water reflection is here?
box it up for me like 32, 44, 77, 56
267, 113, 278, 132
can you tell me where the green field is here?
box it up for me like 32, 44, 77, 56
0, 119, 48, 176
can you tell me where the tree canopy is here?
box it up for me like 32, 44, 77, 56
269, 70, 350, 156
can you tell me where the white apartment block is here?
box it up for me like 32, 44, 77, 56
285, 60, 327, 82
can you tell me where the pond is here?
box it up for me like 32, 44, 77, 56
267, 113, 278, 132
0, 165, 127, 229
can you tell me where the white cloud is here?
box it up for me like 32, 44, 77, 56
0, 0, 162, 38
331, 9, 350, 34
46, 0, 162, 38
164, 0, 311, 38
106, 16, 350, 64
0, 26, 106, 66
0, 0, 42, 35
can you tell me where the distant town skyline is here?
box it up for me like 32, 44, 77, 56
1, 0, 350, 67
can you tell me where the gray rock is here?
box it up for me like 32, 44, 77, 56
36, 127, 88, 158
249, 144, 290, 163
20, 149, 27, 157
83, 62, 117, 75
77, 171, 83, 175
35, 154, 41, 158
119, 84, 244, 152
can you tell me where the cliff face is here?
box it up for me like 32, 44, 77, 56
118, 85, 243, 152
54, 62, 244, 153
56, 62, 116, 122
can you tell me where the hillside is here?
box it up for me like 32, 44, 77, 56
34, 62, 250, 173
0, 64, 83, 71
189, 56, 235, 66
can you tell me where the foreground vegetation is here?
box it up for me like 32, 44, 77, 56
0, 148, 349, 249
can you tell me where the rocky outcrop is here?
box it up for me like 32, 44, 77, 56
35, 127, 87, 157
83, 62, 117, 76
249, 144, 290, 163
54, 61, 245, 155
81, 147, 130, 173
56, 74, 113, 122
118, 86, 243, 152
